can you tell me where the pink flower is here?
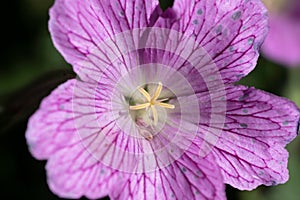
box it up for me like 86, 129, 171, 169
26, 0, 300, 199
262, 0, 300, 67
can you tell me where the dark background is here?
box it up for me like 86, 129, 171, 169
0, 0, 299, 199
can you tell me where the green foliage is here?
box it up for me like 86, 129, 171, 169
159, 0, 174, 11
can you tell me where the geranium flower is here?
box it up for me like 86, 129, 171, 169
26, 0, 300, 199
262, 0, 300, 67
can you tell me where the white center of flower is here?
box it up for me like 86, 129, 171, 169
129, 82, 175, 128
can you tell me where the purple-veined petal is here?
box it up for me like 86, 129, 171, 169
46, 135, 124, 199
49, 0, 157, 66
153, 0, 268, 83
25, 79, 123, 198
26, 79, 77, 160
212, 85, 300, 190
110, 153, 226, 200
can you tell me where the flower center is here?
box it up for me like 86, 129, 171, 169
129, 82, 175, 134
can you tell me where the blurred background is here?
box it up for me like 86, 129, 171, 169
0, 0, 299, 199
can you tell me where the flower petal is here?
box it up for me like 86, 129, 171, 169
26, 79, 77, 160
153, 0, 268, 83
212, 85, 300, 190
262, 14, 300, 67
49, 0, 157, 65
25, 79, 125, 198
110, 153, 226, 200
46, 136, 123, 199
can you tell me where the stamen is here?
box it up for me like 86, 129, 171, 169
138, 88, 151, 102
152, 82, 163, 101
158, 98, 169, 102
155, 102, 175, 109
129, 82, 175, 127
129, 103, 150, 110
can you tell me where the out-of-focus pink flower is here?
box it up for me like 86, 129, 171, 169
25, 0, 300, 199
262, 0, 300, 67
